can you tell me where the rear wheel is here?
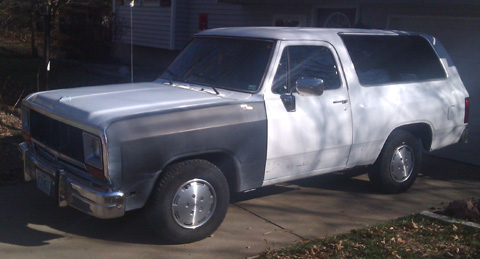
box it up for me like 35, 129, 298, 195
369, 130, 422, 193
146, 159, 229, 243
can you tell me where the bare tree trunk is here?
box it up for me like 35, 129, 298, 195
30, 0, 38, 58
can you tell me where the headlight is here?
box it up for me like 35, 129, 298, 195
82, 132, 103, 169
21, 105, 30, 135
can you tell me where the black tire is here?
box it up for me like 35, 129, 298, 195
368, 130, 422, 194
146, 159, 230, 244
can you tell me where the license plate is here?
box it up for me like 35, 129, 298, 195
36, 170, 52, 196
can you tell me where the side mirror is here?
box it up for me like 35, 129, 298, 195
280, 94, 296, 112
295, 77, 324, 96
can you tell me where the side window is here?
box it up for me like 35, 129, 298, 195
340, 35, 447, 86
272, 46, 341, 94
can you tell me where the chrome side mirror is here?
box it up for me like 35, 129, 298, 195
295, 77, 324, 96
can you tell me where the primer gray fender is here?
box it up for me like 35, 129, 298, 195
105, 96, 267, 211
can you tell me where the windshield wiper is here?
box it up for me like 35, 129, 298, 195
189, 73, 220, 95
162, 68, 178, 85
210, 85, 220, 95
198, 84, 219, 95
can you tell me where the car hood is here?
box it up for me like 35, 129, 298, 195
24, 81, 249, 131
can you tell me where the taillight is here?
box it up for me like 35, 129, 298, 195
464, 97, 470, 124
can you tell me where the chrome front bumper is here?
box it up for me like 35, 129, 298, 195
19, 142, 125, 219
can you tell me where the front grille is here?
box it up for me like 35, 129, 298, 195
30, 110, 84, 163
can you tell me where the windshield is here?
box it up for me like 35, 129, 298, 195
160, 37, 274, 92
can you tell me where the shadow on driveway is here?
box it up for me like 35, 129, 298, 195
0, 183, 298, 247
0, 182, 166, 246
0, 154, 478, 247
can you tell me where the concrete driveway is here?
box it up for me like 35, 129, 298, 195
1, 155, 479, 258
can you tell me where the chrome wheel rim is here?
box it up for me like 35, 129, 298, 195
390, 145, 415, 183
172, 179, 216, 229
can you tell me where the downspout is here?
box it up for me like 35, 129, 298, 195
170, 0, 176, 50
112, 0, 115, 13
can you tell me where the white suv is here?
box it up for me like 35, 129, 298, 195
20, 27, 469, 243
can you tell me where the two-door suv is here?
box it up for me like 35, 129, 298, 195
20, 27, 469, 243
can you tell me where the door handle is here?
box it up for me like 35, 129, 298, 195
333, 99, 348, 104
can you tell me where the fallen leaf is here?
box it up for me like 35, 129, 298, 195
452, 224, 458, 231
336, 240, 343, 250
412, 221, 419, 229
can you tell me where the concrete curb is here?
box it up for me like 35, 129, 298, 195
420, 211, 480, 229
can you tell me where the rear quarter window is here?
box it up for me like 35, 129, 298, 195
340, 35, 447, 86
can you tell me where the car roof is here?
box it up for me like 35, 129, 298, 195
196, 27, 417, 40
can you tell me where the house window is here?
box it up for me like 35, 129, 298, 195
317, 9, 356, 28
273, 15, 307, 27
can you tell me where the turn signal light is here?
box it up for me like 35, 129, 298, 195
86, 164, 106, 180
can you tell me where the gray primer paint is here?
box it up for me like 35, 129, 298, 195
24, 82, 268, 211
106, 95, 267, 211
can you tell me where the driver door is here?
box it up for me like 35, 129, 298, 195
263, 41, 353, 184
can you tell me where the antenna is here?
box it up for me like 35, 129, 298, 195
130, 0, 135, 82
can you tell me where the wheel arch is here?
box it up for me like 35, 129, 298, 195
157, 150, 242, 194
369, 126, 424, 193
392, 122, 433, 151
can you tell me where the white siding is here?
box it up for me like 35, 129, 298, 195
116, 0, 316, 50
186, 0, 271, 39
117, 5, 172, 49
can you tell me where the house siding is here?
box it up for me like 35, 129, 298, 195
116, 0, 318, 50
116, 5, 172, 49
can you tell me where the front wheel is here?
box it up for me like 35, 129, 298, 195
369, 130, 422, 194
146, 159, 230, 243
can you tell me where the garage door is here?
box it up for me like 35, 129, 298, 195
388, 16, 480, 165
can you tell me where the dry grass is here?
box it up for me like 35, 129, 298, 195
257, 214, 480, 259
0, 106, 23, 185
